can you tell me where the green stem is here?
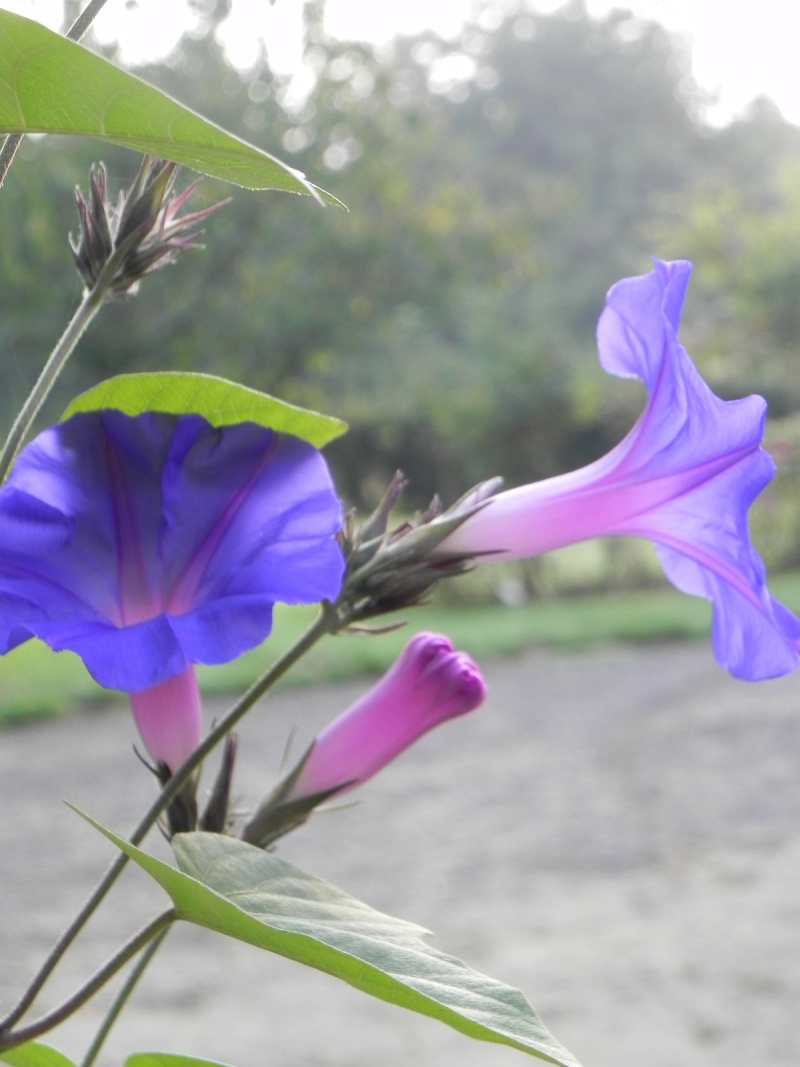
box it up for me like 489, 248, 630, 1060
150, 604, 338, 810
0, 197, 144, 483
80, 926, 170, 1067
0, 136, 22, 190
66, 0, 114, 43
0, 606, 337, 1033
0, 0, 113, 188
0, 910, 175, 1053
0, 286, 105, 483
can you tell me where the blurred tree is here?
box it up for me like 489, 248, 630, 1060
649, 108, 800, 413
3, 0, 800, 513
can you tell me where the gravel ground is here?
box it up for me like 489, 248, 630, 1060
2, 641, 800, 1067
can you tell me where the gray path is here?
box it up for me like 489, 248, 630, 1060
2, 642, 800, 1067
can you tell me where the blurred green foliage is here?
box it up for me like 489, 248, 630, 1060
2, 0, 800, 540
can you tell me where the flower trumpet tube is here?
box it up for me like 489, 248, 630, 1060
128, 666, 203, 777
243, 632, 486, 847
0, 410, 344, 770
439, 259, 800, 681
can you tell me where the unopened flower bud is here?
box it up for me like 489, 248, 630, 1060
242, 633, 486, 848
69, 156, 227, 297
336, 474, 504, 624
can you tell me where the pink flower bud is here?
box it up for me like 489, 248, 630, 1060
287, 632, 486, 801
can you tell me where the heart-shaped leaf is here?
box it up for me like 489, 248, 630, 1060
62, 373, 347, 447
78, 812, 580, 1066
0, 1044, 77, 1067
0, 11, 332, 197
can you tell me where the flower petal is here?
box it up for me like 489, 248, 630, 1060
598, 259, 768, 477
2, 411, 173, 625
31, 613, 188, 691
0, 411, 344, 691
657, 542, 800, 679
159, 421, 344, 612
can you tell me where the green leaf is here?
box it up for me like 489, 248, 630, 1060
126, 1056, 234, 1067
0, 12, 331, 196
0, 1044, 77, 1067
62, 373, 347, 448
77, 813, 580, 1066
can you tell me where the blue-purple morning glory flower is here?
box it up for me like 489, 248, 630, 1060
0, 411, 344, 769
441, 259, 800, 681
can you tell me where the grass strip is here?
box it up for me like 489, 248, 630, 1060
3, 569, 800, 725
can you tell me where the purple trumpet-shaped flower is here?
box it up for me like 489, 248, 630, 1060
440, 259, 800, 681
0, 410, 344, 769
243, 633, 486, 847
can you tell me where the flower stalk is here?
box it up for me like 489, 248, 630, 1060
80, 926, 171, 1067
0, 605, 337, 1034
0, 160, 224, 484
0, 909, 175, 1053
0, 285, 105, 484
